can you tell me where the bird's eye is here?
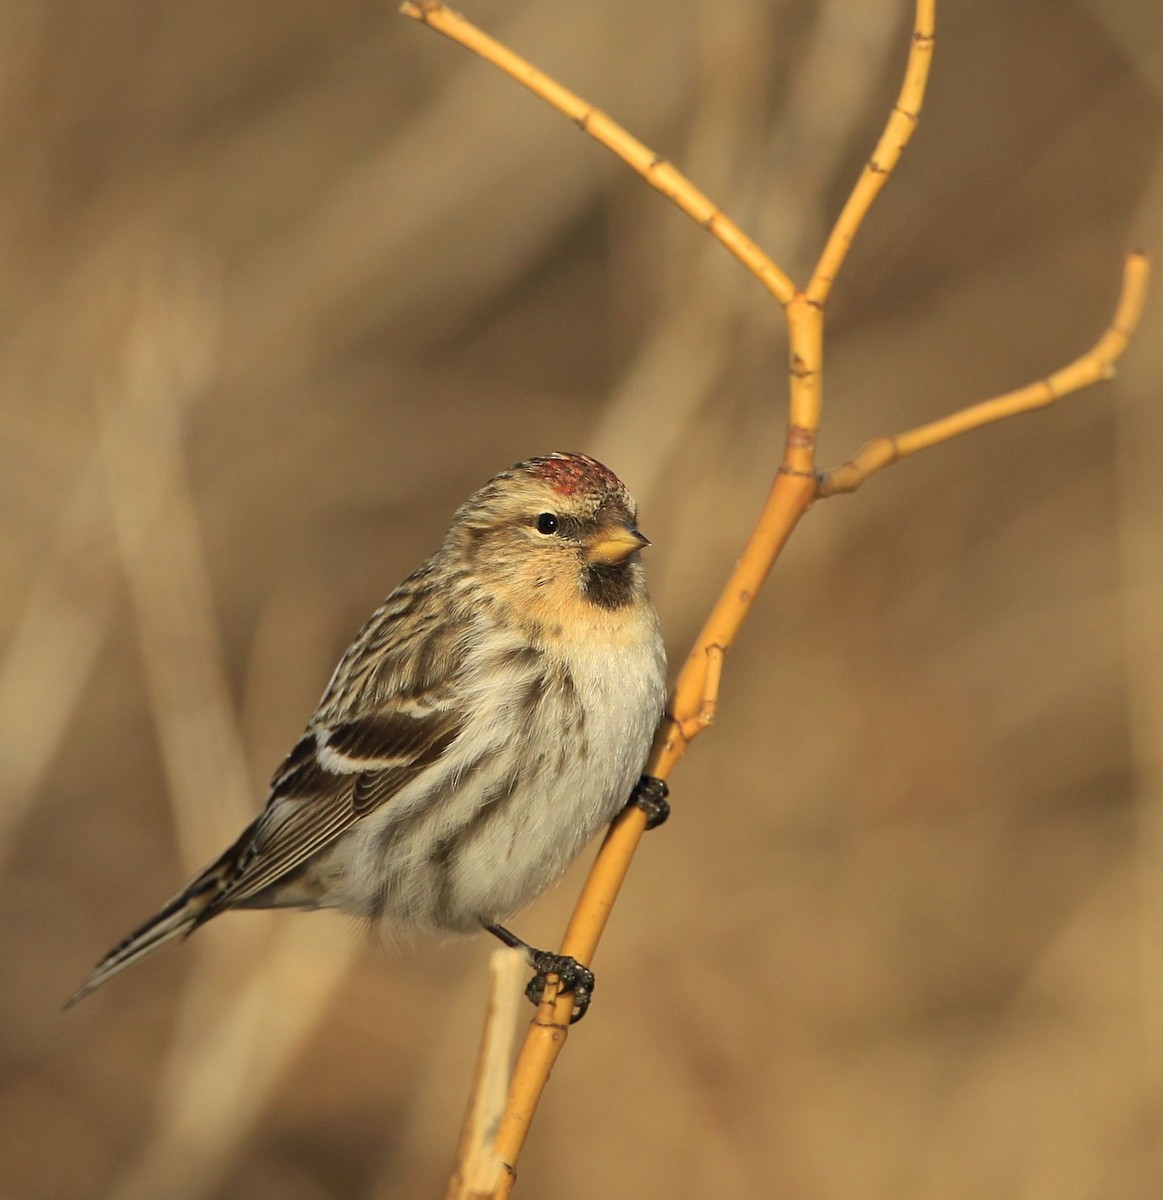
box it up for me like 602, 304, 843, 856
535, 512, 559, 535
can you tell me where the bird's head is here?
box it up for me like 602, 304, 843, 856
445, 452, 652, 615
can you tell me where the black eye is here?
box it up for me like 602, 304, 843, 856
535, 512, 559, 535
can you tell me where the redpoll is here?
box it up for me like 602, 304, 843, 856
69, 453, 667, 1020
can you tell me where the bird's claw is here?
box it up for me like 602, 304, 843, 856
526, 951, 595, 1024
630, 774, 670, 830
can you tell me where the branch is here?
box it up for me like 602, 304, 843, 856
399, 4, 1148, 1197
398, 1, 796, 307
402, 4, 936, 1195
446, 949, 526, 1200
816, 251, 1150, 497
808, 4, 936, 307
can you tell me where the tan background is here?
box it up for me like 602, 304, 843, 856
3, 0, 1163, 1197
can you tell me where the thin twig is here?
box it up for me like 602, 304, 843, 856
816, 251, 1150, 496
808, 1, 936, 307
447, 949, 525, 1200
398, 1, 796, 307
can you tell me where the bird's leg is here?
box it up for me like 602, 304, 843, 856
629, 774, 670, 830
479, 778, 668, 1022
483, 922, 595, 1024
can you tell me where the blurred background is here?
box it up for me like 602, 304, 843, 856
2, 0, 1162, 1197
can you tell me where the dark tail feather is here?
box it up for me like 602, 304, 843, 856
64, 859, 234, 1010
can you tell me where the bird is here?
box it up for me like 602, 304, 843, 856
68, 452, 668, 1020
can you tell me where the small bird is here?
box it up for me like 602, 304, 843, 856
69, 452, 668, 1020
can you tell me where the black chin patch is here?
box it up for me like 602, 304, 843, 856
581, 560, 636, 610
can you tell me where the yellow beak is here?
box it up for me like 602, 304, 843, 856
585, 525, 650, 565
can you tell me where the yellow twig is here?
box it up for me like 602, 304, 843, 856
398, 1, 796, 308
808, 2, 936, 307
817, 251, 1150, 496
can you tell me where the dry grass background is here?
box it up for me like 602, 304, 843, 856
2, 0, 1162, 1197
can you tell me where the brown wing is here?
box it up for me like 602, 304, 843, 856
213, 703, 463, 909
206, 562, 475, 909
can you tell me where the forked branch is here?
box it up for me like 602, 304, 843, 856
400, 3, 1148, 1196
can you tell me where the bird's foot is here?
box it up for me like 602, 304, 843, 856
484, 922, 595, 1023
630, 774, 670, 830
525, 951, 595, 1024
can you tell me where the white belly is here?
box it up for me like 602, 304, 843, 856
322, 611, 666, 933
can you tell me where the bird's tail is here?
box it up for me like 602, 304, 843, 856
64, 842, 241, 1009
